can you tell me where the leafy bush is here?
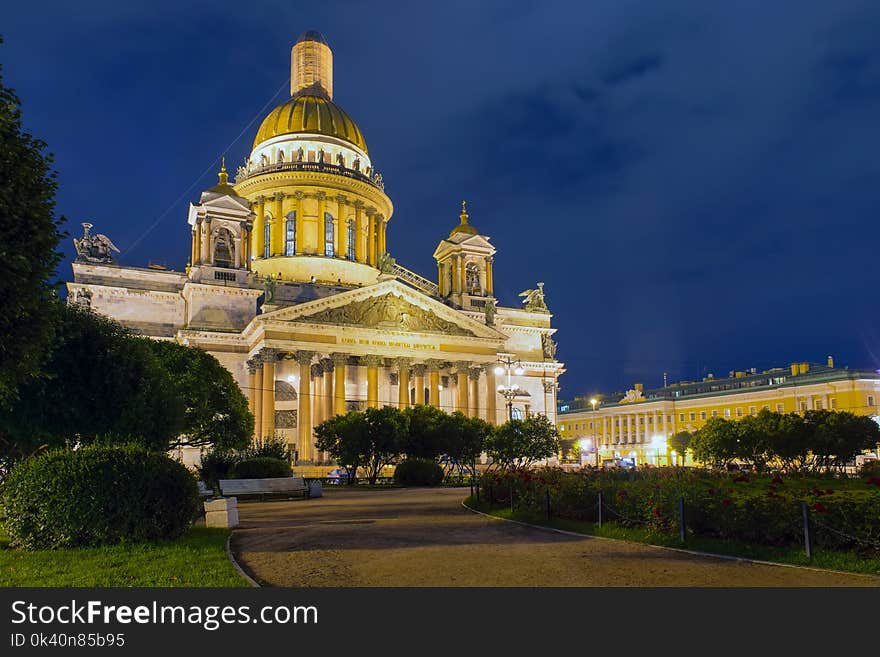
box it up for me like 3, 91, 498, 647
231, 457, 291, 479
239, 436, 291, 461
196, 451, 238, 489
394, 458, 444, 486
858, 459, 880, 478
2, 445, 199, 549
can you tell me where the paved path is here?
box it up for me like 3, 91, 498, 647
231, 487, 879, 587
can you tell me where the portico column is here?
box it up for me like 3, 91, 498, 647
321, 357, 334, 421
396, 358, 411, 408
455, 362, 470, 414
468, 368, 481, 418
191, 224, 199, 265
364, 355, 382, 409
295, 351, 315, 462
260, 349, 278, 439
332, 353, 348, 416
317, 192, 327, 256
483, 364, 497, 424
412, 364, 427, 406
251, 359, 263, 439
201, 219, 211, 263
312, 364, 324, 426
626, 415, 632, 444
452, 255, 460, 294
427, 360, 442, 408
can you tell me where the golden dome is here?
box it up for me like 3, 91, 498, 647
449, 200, 478, 237
252, 92, 368, 154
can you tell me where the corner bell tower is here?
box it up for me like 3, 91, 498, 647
433, 201, 496, 310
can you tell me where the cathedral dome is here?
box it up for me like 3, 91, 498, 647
253, 93, 368, 154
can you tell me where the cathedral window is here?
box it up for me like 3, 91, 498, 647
285, 212, 296, 256
346, 219, 355, 260
263, 217, 271, 258
325, 212, 334, 257
465, 262, 481, 295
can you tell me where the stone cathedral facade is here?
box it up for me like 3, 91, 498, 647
66, 31, 564, 464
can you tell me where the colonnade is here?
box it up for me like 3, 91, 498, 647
246, 350, 501, 461
597, 409, 674, 447
437, 254, 494, 297
248, 192, 387, 266
191, 217, 250, 268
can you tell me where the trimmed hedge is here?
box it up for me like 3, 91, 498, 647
394, 458, 444, 486
2, 445, 199, 550
231, 457, 291, 480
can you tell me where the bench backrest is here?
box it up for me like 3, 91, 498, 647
219, 477, 307, 495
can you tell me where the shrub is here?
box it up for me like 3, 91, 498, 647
2, 445, 199, 549
394, 458, 444, 486
196, 450, 238, 489
858, 459, 880, 478
231, 457, 291, 479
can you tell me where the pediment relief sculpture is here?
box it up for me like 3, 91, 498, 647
298, 293, 475, 337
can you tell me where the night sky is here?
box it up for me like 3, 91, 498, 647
4, 1, 880, 399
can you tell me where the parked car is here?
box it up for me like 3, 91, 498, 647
325, 467, 351, 484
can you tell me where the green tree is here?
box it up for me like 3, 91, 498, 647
146, 340, 252, 451
0, 42, 66, 407
439, 412, 493, 476
803, 410, 880, 474
0, 304, 184, 464
360, 406, 408, 484
314, 411, 366, 484
735, 414, 773, 472
487, 414, 559, 471
668, 431, 692, 464
401, 404, 447, 459
690, 418, 739, 468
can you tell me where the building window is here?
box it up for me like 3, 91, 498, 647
263, 218, 271, 258
800, 401, 808, 412
285, 212, 296, 256
830, 398, 837, 409
815, 399, 823, 410
711, 410, 718, 418
679, 413, 685, 422
776, 403, 784, 413
749, 406, 757, 416
700, 411, 707, 420
689, 412, 696, 421
736, 408, 743, 417
869, 396, 876, 407
667, 415, 672, 423
723, 408, 731, 418
325, 212, 334, 257
347, 220, 355, 260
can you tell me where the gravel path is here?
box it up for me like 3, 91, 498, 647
231, 487, 879, 587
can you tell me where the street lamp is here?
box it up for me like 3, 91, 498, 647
495, 355, 525, 421
590, 398, 599, 467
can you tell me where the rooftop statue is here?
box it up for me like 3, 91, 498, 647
519, 281, 548, 312
541, 333, 557, 359
73, 223, 120, 264
377, 251, 396, 274
263, 274, 276, 303
484, 298, 496, 326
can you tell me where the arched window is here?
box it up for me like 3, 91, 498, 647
466, 262, 481, 294
324, 212, 334, 257
285, 211, 296, 256
346, 219, 355, 260
213, 228, 234, 268
263, 215, 271, 259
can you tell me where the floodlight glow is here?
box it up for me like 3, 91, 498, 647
579, 438, 592, 451
494, 366, 505, 376
496, 385, 504, 392
514, 367, 525, 376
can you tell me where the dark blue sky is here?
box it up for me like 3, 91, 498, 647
4, 0, 880, 398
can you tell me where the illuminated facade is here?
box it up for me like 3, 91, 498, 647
66, 31, 564, 464
557, 358, 880, 466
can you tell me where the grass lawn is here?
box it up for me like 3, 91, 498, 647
0, 523, 249, 587
465, 497, 880, 577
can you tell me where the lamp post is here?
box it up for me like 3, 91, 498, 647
495, 356, 525, 421
590, 398, 599, 467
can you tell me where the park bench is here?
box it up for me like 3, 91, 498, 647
197, 481, 214, 499
218, 476, 310, 501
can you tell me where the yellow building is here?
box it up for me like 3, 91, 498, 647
66, 31, 564, 465
557, 358, 880, 466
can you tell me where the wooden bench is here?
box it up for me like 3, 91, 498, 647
197, 481, 214, 499
218, 476, 310, 501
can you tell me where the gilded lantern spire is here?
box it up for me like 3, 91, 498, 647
450, 199, 478, 236
291, 30, 333, 99
218, 156, 228, 185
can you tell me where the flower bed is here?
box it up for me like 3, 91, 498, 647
478, 468, 880, 554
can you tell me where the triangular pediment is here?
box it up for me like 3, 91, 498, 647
200, 193, 251, 212
259, 279, 505, 340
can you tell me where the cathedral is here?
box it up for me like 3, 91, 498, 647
66, 31, 564, 464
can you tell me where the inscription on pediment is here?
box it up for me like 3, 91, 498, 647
298, 293, 475, 337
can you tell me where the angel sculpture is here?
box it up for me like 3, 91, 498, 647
519, 281, 548, 312
73, 223, 120, 263
484, 298, 496, 326
377, 251, 396, 275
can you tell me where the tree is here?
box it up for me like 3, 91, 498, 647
438, 412, 493, 476
360, 406, 408, 484
668, 431, 692, 465
0, 42, 66, 407
0, 304, 184, 464
690, 418, 739, 468
314, 411, 367, 484
401, 404, 447, 459
803, 410, 880, 474
735, 414, 773, 472
486, 414, 559, 471
147, 340, 252, 452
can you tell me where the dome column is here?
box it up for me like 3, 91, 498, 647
251, 196, 265, 261
335, 196, 347, 258
354, 202, 365, 263
317, 192, 327, 256
293, 191, 305, 255
271, 193, 284, 257
378, 215, 387, 256
366, 209, 376, 266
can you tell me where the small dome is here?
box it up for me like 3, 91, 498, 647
253, 93, 368, 154
297, 30, 329, 47
449, 200, 478, 237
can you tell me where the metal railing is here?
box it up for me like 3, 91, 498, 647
390, 263, 439, 296
235, 160, 384, 190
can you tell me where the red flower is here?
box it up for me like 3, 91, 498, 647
708, 488, 716, 496
813, 502, 827, 513
771, 476, 784, 484
868, 477, 880, 487
652, 507, 661, 517
722, 498, 732, 506
618, 491, 627, 498
768, 485, 777, 492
